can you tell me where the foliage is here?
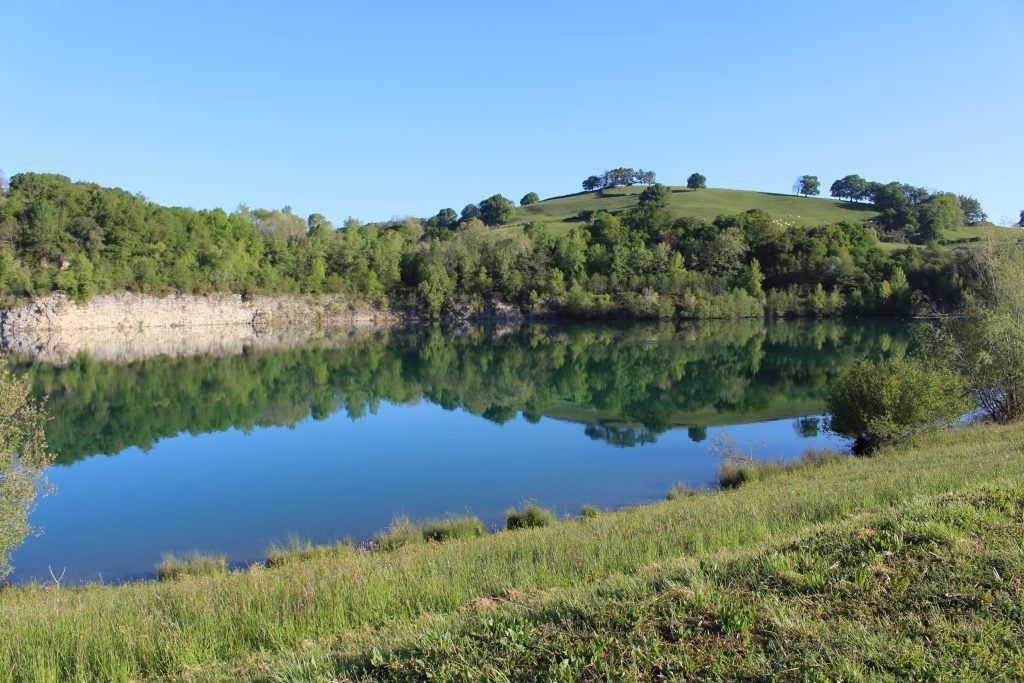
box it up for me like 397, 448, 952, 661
829, 174, 868, 202
686, 172, 706, 190
826, 356, 970, 452
581, 168, 656, 190
519, 192, 539, 206
580, 504, 601, 519
794, 175, 820, 197
478, 194, 515, 226
0, 355, 55, 582
933, 244, 1024, 423
958, 195, 986, 225
505, 502, 555, 530
0, 172, 978, 319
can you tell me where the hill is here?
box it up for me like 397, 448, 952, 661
509, 186, 1021, 250
510, 186, 880, 235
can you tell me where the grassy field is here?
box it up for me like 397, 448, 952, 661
509, 187, 1022, 250
1, 422, 1022, 681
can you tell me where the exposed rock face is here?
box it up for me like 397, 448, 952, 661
1, 293, 529, 364
1, 293, 419, 364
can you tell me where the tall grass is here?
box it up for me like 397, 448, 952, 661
718, 447, 847, 489
0, 423, 1021, 682
374, 514, 485, 550
265, 537, 358, 568
505, 502, 555, 530
155, 552, 226, 581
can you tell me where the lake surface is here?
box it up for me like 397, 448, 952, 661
7, 319, 912, 584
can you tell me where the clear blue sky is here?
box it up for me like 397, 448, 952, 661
2, 1, 1021, 224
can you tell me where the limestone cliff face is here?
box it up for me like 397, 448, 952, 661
0, 293, 418, 363
0, 292, 526, 364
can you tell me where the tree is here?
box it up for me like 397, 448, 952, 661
638, 183, 669, 209
686, 173, 706, 190
830, 174, 867, 202
933, 244, 1024, 423
826, 356, 969, 453
478, 194, 515, 226
794, 175, 820, 197
520, 192, 539, 206
431, 208, 458, 229
915, 192, 960, 243
1019, 210, 1024, 228
957, 196, 986, 225
582, 175, 602, 192
460, 203, 481, 223
1, 355, 56, 581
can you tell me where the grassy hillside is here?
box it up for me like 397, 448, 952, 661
1, 421, 1022, 681
510, 186, 1022, 250
510, 186, 879, 236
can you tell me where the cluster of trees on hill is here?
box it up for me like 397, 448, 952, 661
0, 173, 978, 319
582, 168, 657, 191
787, 173, 990, 245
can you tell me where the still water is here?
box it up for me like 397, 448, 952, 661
8, 319, 912, 583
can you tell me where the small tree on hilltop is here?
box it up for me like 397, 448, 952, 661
830, 174, 867, 202
479, 194, 515, 226
582, 175, 602, 192
520, 192, 539, 206
460, 203, 481, 224
794, 175, 820, 197
687, 173, 706, 190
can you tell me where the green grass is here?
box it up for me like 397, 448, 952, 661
508, 186, 880, 236
374, 514, 486, 551
506, 186, 1022, 249
1, 422, 1022, 681
154, 552, 227, 582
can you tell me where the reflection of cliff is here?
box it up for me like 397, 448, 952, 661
12, 320, 914, 463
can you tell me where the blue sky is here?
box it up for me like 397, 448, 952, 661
2, 1, 1021, 224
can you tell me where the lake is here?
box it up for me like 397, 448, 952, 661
7, 318, 912, 584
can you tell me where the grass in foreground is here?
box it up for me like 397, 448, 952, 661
1, 422, 1022, 681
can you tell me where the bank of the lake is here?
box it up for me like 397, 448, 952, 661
1, 420, 1021, 682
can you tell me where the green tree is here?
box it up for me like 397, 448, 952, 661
0, 355, 56, 581
582, 175, 602, 192
431, 208, 458, 229
686, 173, 706, 190
830, 175, 867, 202
934, 244, 1024, 423
478, 194, 515, 226
957, 196, 986, 225
794, 175, 820, 197
915, 192, 960, 243
460, 204, 481, 223
519, 192, 540, 206
826, 356, 970, 452
638, 183, 669, 209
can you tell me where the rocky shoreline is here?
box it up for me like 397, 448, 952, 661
1, 293, 526, 364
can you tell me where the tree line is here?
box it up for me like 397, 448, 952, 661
0, 172, 983, 319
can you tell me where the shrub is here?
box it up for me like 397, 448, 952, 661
826, 357, 970, 452
505, 503, 555, 530
667, 483, 709, 500
580, 504, 601, 519
520, 192, 540, 206
156, 552, 227, 581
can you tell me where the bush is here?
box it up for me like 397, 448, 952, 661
666, 483, 709, 500
156, 552, 227, 581
826, 357, 970, 452
505, 503, 555, 530
580, 504, 601, 519
520, 192, 540, 206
